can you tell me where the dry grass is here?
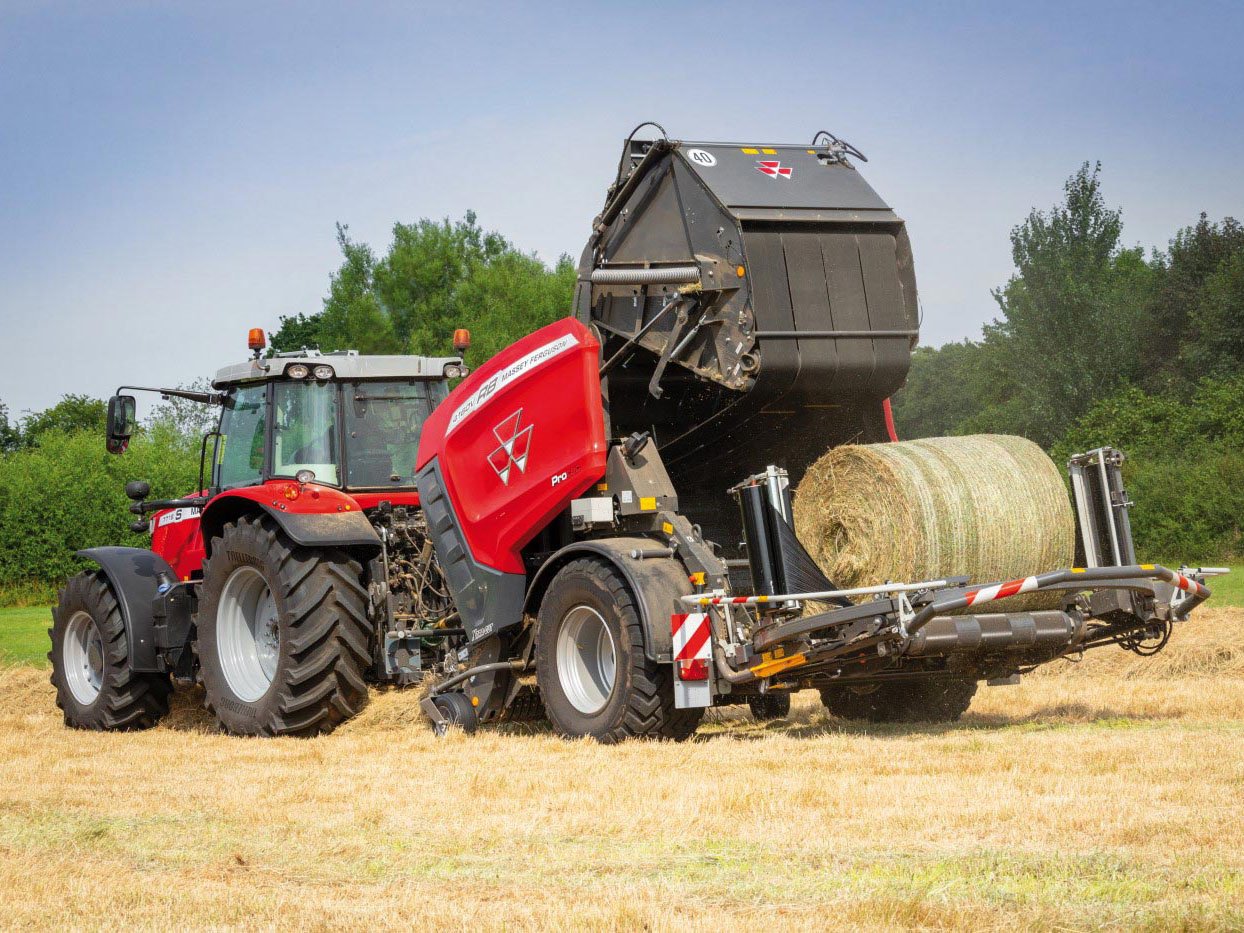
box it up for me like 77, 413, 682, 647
2, 610, 1244, 930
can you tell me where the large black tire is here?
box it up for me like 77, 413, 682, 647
819, 678, 978, 723
197, 515, 371, 737
49, 571, 171, 730
748, 692, 791, 722
536, 558, 703, 744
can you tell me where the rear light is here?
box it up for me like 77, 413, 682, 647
312, 365, 334, 380
678, 659, 709, 681
286, 363, 309, 379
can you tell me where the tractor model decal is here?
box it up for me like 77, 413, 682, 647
156, 507, 201, 527
487, 409, 533, 486
447, 333, 577, 436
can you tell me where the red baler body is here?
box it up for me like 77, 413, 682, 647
416, 318, 608, 574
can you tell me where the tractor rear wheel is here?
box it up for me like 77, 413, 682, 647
535, 558, 702, 743
197, 515, 371, 737
49, 571, 171, 730
819, 678, 978, 723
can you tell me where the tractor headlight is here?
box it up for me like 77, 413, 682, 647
295, 469, 316, 484
444, 363, 469, 379
313, 365, 334, 380
286, 363, 309, 379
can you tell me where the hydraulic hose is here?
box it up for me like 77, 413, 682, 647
429, 659, 527, 696
713, 643, 757, 685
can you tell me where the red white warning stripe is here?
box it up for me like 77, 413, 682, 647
964, 575, 1039, 607
1175, 572, 1203, 595
671, 612, 712, 662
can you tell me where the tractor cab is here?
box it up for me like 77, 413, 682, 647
104, 328, 468, 501
210, 347, 464, 494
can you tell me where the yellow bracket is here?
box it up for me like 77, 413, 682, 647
750, 652, 807, 679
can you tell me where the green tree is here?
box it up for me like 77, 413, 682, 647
1187, 251, 1244, 377
0, 402, 18, 452
891, 341, 991, 438
1147, 214, 1244, 387
454, 252, 578, 364
372, 212, 508, 354
19, 394, 107, 446
984, 162, 1150, 445
318, 224, 399, 353
269, 312, 324, 354
296, 213, 574, 366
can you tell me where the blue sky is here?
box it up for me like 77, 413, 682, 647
1, 0, 1241, 417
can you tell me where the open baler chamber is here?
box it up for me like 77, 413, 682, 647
575, 128, 917, 553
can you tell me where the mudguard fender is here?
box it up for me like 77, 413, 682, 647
75, 547, 175, 673
198, 488, 382, 558
524, 538, 692, 663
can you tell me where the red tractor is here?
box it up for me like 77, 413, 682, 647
50, 129, 1217, 740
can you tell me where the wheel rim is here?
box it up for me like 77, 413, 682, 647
556, 605, 617, 715
217, 566, 280, 703
63, 611, 104, 705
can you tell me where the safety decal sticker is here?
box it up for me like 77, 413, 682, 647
687, 148, 717, 167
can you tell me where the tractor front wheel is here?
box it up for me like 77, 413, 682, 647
197, 515, 371, 737
49, 571, 171, 730
535, 558, 702, 743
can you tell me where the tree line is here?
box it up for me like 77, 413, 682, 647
893, 164, 1244, 446
1, 172, 1240, 599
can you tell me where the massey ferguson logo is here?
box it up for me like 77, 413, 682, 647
487, 409, 532, 486
756, 160, 793, 179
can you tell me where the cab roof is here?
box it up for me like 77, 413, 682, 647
213, 349, 461, 388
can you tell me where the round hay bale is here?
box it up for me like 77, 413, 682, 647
792, 435, 1074, 608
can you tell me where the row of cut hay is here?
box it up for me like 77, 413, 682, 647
793, 434, 1075, 610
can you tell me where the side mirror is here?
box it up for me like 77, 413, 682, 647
106, 395, 137, 455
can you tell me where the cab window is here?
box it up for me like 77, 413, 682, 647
344, 380, 447, 487
215, 384, 267, 489
273, 381, 340, 485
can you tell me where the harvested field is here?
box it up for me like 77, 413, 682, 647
2, 608, 1243, 929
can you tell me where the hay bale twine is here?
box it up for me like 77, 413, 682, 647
792, 435, 1074, 608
